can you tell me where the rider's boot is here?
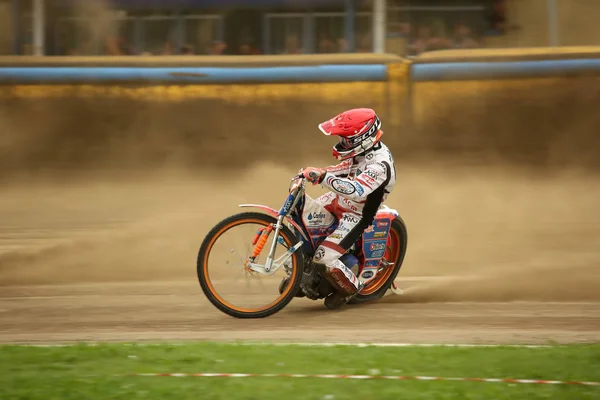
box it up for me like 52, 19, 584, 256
324, 281, 365, 310
318, 258, 362, 310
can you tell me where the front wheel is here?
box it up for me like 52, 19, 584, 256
350, 216, 408, 304
197, 212, 304, 318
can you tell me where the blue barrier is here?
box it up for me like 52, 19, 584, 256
3, 57, 600, 85
54, 0, 366, 8
0, 65, 387, 84
411, 58, 600, 82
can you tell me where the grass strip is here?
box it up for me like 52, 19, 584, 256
1, 342, 599, 400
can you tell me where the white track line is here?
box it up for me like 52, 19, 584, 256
133, 372, 600, 387
3, 341, 563, 348
235, 342, 555, 348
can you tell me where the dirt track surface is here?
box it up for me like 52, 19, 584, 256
1, 281, 600, 345
0, 165, 599, 345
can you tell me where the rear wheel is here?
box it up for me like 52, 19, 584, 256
350, 216, 408, 304
197, 212, 304, 318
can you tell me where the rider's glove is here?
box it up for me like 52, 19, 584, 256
301, 167, 326, 185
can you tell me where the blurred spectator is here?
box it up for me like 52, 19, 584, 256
388, 21, 411, 39
317, 36, 337, 53
487, 0, 507, 35
104, 35, 130, 55
208, 40, 227, 55
356, 34, 371, 52
238, 42, 261, 55
181, 44, 194, 55
282, 35, 303, 54
451, 22, 480, 49
68, 38, 94, 55
406, 25, 432, 55
236, 27, 262, 55
239, 43, 252, 55
398, 22, 411, 38
427, 19, 451, 51
162, 41, 175, 55
407, 23, 452, 56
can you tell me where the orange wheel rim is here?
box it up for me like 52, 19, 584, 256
360, 228, 401, 295
201, 218, 298, 313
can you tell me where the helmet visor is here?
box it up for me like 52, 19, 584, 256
338, 136, 354, 150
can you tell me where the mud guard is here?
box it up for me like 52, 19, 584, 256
380, 206, 403, 296
369, 205, 404, 297
376, 205, 399, 220
239, 204, 310, 243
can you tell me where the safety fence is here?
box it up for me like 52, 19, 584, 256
53, 14, 223, 56
3, 49, 600, 83
1, 47, 600, 129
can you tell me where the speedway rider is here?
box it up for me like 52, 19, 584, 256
300, 108, 396, 309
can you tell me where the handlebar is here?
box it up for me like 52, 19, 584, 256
295, 171, 321, 180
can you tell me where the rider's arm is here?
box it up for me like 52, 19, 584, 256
323, 159, 353, 177
320, 161, 390, 202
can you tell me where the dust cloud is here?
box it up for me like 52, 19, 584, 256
0, 163, 299, 286
557, 0, 600, 46
384, 164, 600, 302
1, 79, 599, 304
62, 0, 126, 55
0, 2, 11, 55
407, 76, 600, 170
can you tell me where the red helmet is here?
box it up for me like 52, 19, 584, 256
318, 108, 384, 160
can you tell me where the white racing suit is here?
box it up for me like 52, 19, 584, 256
303, 142, 396, 296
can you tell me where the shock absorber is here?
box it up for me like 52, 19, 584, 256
251, 225, 273, 258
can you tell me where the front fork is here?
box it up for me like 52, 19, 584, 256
247, 215, 301, 275
264, 215, 285, 273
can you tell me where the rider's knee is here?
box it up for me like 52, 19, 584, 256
312, 245, 339, 265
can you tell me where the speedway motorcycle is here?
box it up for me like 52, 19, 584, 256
196, 173, 408, 319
